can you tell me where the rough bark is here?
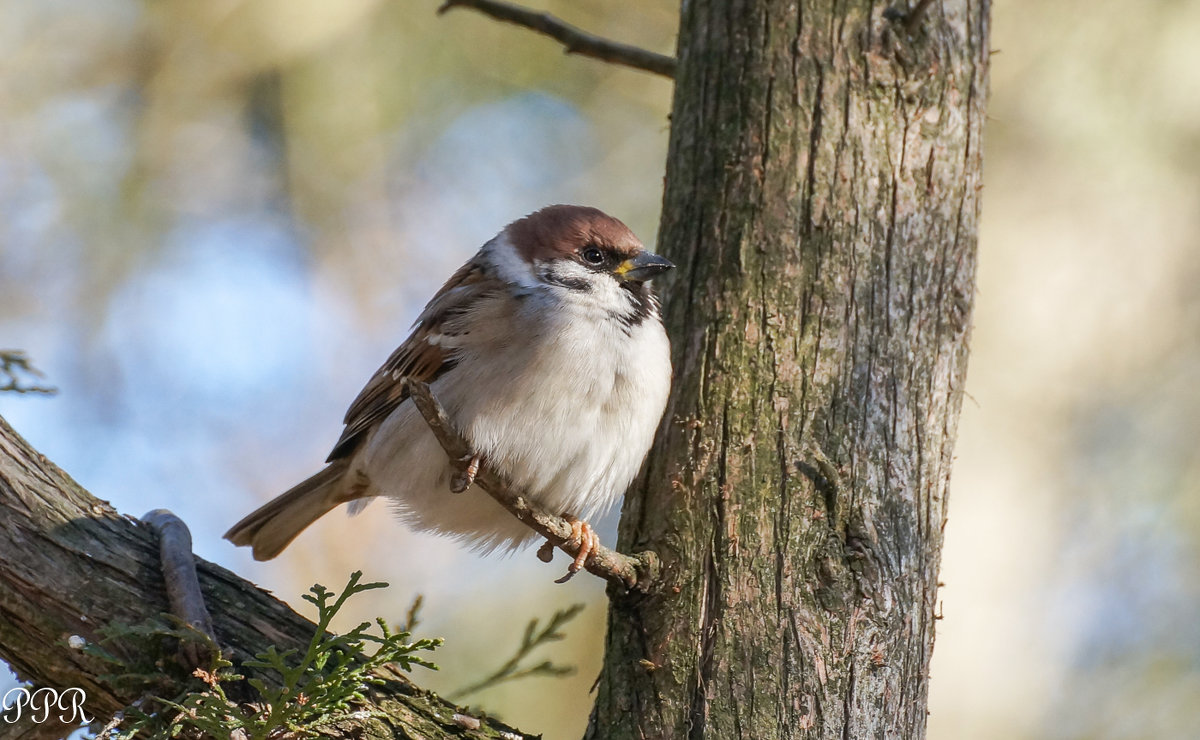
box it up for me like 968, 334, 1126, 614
590, 2, 989, 739
0, 415, 531, 739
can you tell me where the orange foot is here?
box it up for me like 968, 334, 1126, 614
450, 453, 481, 493
546, 516, 600, 584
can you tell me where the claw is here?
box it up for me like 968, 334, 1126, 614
450, 453, 481, 493
553, 517, 600, 584
536, 539, 556, 563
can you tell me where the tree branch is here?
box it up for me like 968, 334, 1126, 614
0, 711, 77, 740
140, 509, 218, 669
404, 379, 661, 592
0, 414, 532, 739
438, 0, 677, 79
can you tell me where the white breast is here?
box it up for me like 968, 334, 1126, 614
455, 295, 671, 520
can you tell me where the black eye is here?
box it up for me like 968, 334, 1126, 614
581, 246, 605, 265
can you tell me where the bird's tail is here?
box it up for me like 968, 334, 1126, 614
224, 463, 356, 561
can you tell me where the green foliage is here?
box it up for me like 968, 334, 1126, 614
82, 616, 220, 697
90, 571, 440, 740
450, 603, 583, 701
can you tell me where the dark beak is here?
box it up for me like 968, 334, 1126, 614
616, 251, 675, 283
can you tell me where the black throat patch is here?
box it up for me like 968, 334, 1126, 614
613, 281, 658, 330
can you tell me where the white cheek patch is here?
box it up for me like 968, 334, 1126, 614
545, 261, 643, 321
541, 260, 599, 290
484, 234, 540, 291
483, 236, 650, 326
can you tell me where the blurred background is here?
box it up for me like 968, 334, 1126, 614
1, 1, 1197, 738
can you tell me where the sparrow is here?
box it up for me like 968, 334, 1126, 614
224, 205, 673, 576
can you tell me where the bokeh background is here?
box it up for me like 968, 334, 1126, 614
1, 1, 1198, 738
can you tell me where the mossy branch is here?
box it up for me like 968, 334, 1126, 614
0, 414, 534, 740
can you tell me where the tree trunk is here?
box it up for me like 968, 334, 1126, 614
590, 2, 989, 738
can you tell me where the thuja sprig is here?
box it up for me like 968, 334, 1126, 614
450, 603, 583, 700
241, 571, 441, 737
0, 350, 56, 395
91, 571, 440, 740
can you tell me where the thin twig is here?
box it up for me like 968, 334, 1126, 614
438, 0, 677, 79
404, 378, 661, 591
141, 509, 218, 669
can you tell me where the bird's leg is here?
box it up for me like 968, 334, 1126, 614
450, 452, 482, 493
552, 515, 600, 584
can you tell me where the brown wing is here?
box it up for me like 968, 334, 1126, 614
326, 257, 492, 462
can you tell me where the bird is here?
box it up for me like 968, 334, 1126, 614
224, 205, 673, 578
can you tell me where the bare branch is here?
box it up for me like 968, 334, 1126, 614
403, 379, 661, 591
438, 0, 677, 79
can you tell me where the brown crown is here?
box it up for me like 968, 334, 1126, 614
506, 205, 644, 262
